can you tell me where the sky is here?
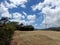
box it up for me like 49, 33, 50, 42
0, 0, 60, 29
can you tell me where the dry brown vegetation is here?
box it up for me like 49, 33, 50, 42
10, 30, 60, 45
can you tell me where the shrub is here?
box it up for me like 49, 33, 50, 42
0, 23, 15, 45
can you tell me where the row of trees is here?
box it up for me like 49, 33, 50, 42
0, 17, 34, 31
0, 17, 34, 45
16, 23, 34, 31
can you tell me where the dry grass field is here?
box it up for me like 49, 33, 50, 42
10, 30, 60, 45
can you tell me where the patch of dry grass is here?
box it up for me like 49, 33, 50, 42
10, 31, 60, 45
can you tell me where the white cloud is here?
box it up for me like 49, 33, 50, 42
42, 6, 60, 28
9, 0, 27, 5
10, 19, 25, 24
10, 12, 26, 24
23, 11, 27, 16
1, 0, 28, 9
7, 0, 27, 8
0, 3, 25, 24
31, 0, 60, 28
4, 1, 17, 8
27, 15, 36, 24
20, 4, 26, 8
1, 11, 12, 18
0, 3, 8, 14
10, 12, 36, 25
23, 12, 36, 25
31, 3, 44, 11
27, 15, 36, 21
0, 2, 36, 25
0, 0, 36, 26
12, 12, 25, 19
31, 0, 60, 11
0, 3, 12, 18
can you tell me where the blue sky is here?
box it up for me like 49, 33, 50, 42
0, 0, 60, 29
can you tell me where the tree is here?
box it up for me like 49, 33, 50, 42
23, 25, 34, 31
0, 17, 9, 25
16, 23, 24, 30
16, 23, 34, 31
0, 17, 16, 45
0, 23, 15, 45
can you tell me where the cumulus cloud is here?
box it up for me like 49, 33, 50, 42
0, 0, 37, 27
10, 12, 26, 24
4, 0, 28, 8
10, 19, 26, 24
31, 0, 60, 28
0, 2, 25, 24
23, 12, 36, 24
0, 2, 36, 25
27, 15, 36, 23
4, 1, 17, 8
9, 0, 27, 5
12, 12, 25, 19
10, 12, 36, 25
0, 2, 11, 18
27, 15, 36, 20
31, 0, 60, 11
31, 3, 44, 11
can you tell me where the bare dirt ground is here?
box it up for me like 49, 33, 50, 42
10, 30, 60, 45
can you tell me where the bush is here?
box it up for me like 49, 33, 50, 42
8, 22, 18, 30
0, 23, 15, 45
